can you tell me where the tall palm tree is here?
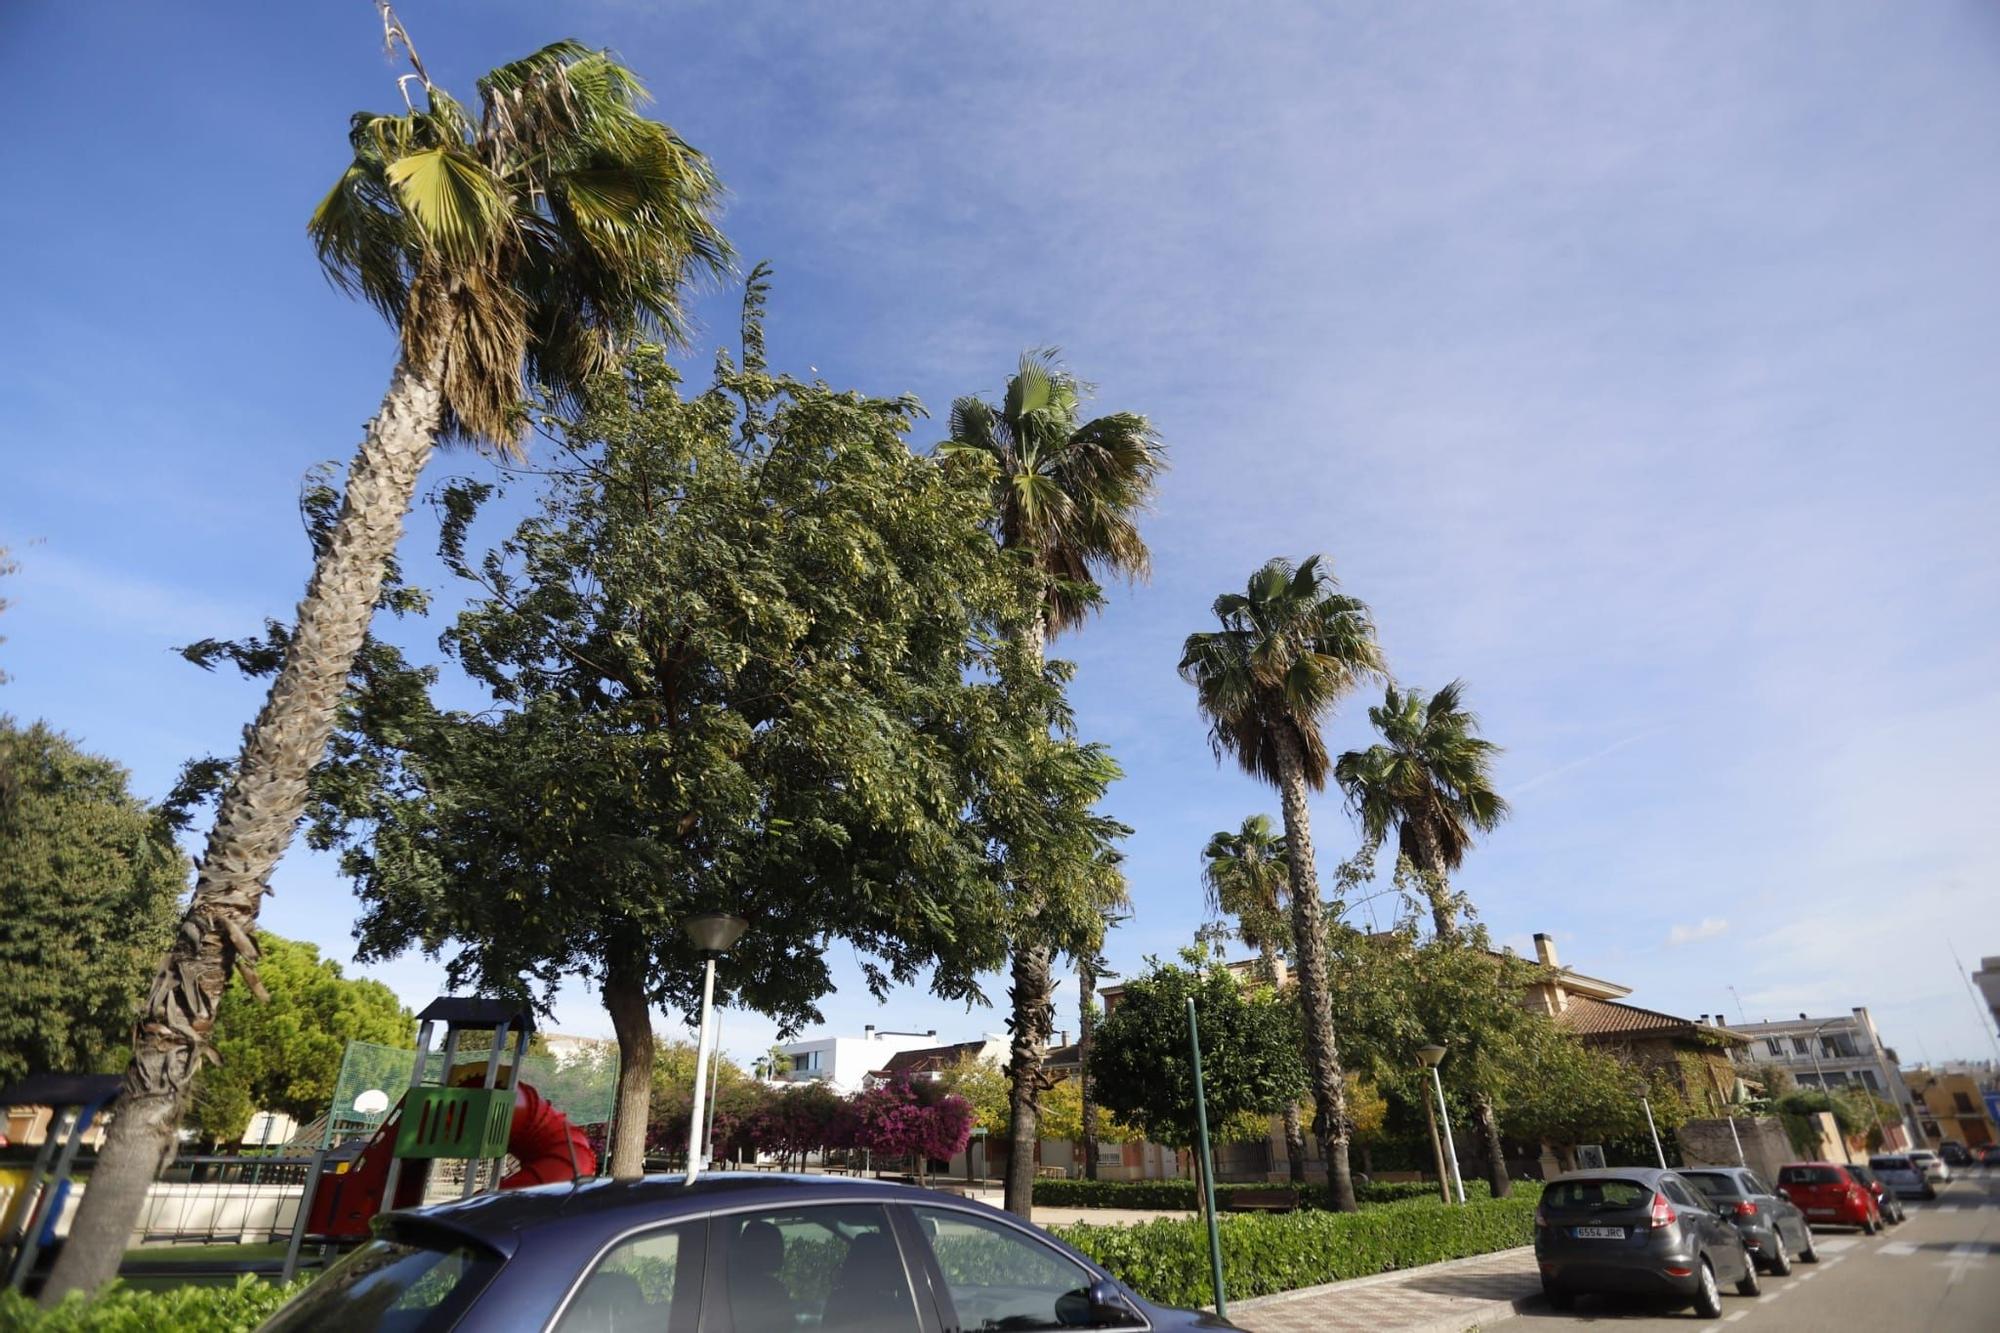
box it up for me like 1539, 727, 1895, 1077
45, 17, 729, 1301
1180, 555, 1384, 1211
943, 351, 1164, 1218
1335, 680, 1512, 1195
1334, 681, 1508, 939
1200, 814, 1309, 1183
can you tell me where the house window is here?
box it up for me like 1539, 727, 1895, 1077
1861, 1071, 1880, 1091
1765, 1040, 1784, 1058
1791, 1037, 1809, 1055
1954, 1092, 1976, 1114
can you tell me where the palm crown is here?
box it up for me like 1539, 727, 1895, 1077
309, 31, 731, 447
1179, 556, 1386, 789
1200, 814, 1293, 958
1335, 681, 1508, 874
941, 351, 1165, 634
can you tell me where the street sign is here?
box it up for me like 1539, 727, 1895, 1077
1577, 1145, 1607, 1170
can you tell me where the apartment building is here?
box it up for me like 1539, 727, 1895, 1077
1727, 1007, 1923, 1141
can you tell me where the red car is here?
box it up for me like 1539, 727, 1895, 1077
1776, 1162, 1882, 1234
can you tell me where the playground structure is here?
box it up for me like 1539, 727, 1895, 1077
307, 997, 596, 1237
0, 997, 609, 1291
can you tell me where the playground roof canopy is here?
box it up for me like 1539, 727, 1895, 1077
417, 997, 536, 1031
0, 1073, 123, 1111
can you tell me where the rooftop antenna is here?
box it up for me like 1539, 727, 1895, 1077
1726, 985, 1747, 1025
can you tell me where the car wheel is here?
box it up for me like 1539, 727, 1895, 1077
1767, 1230, 1792, 1276
1735, 1251, 1762, 1297
1799, 1226, 1820, 1263
1862, 1213, 1878, 1236
1692, 1258, 1724, 1320
1543, 1284, 1574, 1311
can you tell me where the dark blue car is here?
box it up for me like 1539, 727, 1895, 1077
259, 1172, 1233, 1331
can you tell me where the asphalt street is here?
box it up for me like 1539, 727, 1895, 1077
1480, 1166, 2000, 1331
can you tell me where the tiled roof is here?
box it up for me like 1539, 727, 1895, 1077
873, 1041, 989, 1078
1558, 994, 1747, 1045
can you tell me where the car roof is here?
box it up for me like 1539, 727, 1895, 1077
1546, 1167, 1676, 1183
381, 1173, 958, 1253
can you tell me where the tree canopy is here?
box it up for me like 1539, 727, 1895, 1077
1089, 952, 1307, 1151
186, 931, 411, 1144
0, 720, 186, 1085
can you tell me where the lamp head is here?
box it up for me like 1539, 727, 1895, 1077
685, 912, 749, 956
1417, 1044, 1448, 1068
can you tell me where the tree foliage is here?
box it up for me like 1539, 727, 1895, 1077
186, 932, 411, 1144
1090, 953, 1308, 1152
0, 720, 186, 1085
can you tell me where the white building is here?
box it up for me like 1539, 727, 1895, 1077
764, 1025, 944, 1095
1728, 1006, 1923, 1141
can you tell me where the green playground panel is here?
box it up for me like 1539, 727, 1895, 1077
392, 1086, 515, 1160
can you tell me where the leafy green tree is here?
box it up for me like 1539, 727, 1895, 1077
1179, 555, 1385, 1211
1091, 953, 1307, 1212
186, 932, 411, 1145
943, 350, 1163, 1217
59, 17, 731, 1298
0, 721, 185, 1085
304, 304, 1089, 1178
1500, 1021, 1652, 1169
0, 545, 17, 685
1200, 815, 1308, 1182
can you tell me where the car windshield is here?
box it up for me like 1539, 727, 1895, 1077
1779, 1166, 1841, 1185
1871, 1157, 1910, 1170
1680, 1173, 1743, 1200
262, 1237, 500, 1333
1544, 1179, 1651, 1211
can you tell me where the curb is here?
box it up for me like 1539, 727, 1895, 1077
1226, 1245, 1541, 1332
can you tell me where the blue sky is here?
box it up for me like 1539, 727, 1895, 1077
4, 2, 1999, 1074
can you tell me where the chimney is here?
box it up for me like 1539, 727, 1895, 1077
1533, 933, 1559, 969
1059, 1030, 1070, 1047
1799, 1013, 1808, 1022
865, 1024, 876, 1040
926, 1029, 937, 1038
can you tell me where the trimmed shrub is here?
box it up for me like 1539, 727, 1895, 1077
1032, 1176, 1535, 1211
1051, 1196, 1537, 1308
0, 1277, 299, 1332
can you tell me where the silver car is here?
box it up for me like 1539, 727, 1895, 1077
1869, 1153, 1936, 1200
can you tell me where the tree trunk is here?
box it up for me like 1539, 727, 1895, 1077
1079, 953, 1099, 1181
1409, 821, 1456, 941
604, 941, 656, 1180
1003, 941, 1054, 1218
1260, 939, 1307, 1183
1268, 724, 1358, 1212
44, 356, 445, 1303
1473, 1094, 1512, 1198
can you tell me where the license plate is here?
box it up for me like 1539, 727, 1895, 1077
1808, 1208, 1835, 1217
1574, 1226, 1624, 1239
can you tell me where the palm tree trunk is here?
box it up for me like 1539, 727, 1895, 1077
1268, 725, 1358, 1212
43, 356, 445, 1303
604, 940, 656, 1180
1003, 941, 1054, 1217
1256, 938, 1308, 1183
1410, 822, 1456, 941
1079, 953, 1099, 1181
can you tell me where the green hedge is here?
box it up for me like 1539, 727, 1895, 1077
1032, 1176, 1531, 1210
0, 1277, 299, 1333
1051, 1196, 1537, 1309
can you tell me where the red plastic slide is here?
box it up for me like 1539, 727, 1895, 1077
306, 1079, 598, 1238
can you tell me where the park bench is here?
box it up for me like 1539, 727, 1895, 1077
1223, 1187, 1299, 1213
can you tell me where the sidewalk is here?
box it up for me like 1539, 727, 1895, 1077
1226, 1245, 1540, 1333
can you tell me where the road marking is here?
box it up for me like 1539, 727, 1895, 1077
1724, 1312, 1749, 1323
1938, 1242, 1984, 1286
1881, 1241, 1918, 1257
1814, 1235, 1858, 1254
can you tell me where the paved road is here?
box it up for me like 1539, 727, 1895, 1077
1479, 1167, 2000, 1331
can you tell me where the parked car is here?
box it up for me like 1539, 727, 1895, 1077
1867, 1154, 1934, 1201
1775, 1162, 1882, 1233
1679, 1167, 1818, 1273
1907, 1149, 1950, 1184
1848, 1164, 1908, 1221
1535, 1168, 1760, 1317
1978, 1144, 2000, 1168
1938, 1141, 1973, 1168
258, 1174, 1229, 1332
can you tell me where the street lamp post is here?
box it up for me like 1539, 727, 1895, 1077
683, 913, 748, 1184
1417, 1044, 1465, 1204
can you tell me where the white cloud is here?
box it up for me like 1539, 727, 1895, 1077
1667, 918, 1730, 947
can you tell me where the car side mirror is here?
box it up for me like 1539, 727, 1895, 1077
1084, 1278, 1141, 1327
